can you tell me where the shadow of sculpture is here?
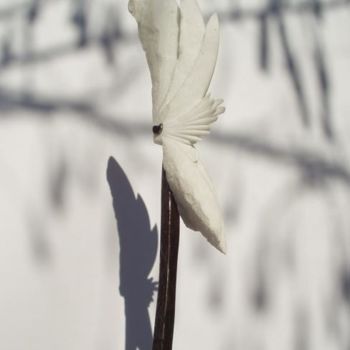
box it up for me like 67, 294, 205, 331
107, 157, 158, 350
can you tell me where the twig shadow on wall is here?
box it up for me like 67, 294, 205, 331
107, 157, 158, 350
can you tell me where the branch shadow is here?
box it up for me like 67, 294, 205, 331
106, 157, 158, 350
274, 2, 310, 128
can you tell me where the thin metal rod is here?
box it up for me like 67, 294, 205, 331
152, 168, 180, 350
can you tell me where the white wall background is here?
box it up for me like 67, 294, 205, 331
0, 0, 350, 349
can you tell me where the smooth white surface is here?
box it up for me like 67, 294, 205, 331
129, 0, 226, 252
0, 0, 350, 349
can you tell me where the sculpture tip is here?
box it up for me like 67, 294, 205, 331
217, 240, 227, 255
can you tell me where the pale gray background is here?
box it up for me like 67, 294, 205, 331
0, 0, 350, 349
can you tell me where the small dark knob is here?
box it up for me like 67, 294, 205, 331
152, 124, 163, 135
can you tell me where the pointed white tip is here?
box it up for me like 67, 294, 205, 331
209, 235, 226, 254
208, 13, 219, 27
217, 240, 227, 255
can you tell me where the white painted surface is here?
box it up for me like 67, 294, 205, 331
0, 1, 349, 349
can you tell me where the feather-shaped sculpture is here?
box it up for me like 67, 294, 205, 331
129, 0, 226, 253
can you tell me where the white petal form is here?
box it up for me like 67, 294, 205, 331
129, 0, 226, 253
129, 0, 179, 117
163, 140, 226, 253
163, 95, 225, 145
159, 13, 220, 122
160, 0, 205, 110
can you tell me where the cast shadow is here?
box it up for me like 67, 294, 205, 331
107, 157, 158, 350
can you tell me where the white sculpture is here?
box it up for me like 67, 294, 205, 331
129, 0, 226, 253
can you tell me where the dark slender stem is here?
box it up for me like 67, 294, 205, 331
152, 168, 180, 350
